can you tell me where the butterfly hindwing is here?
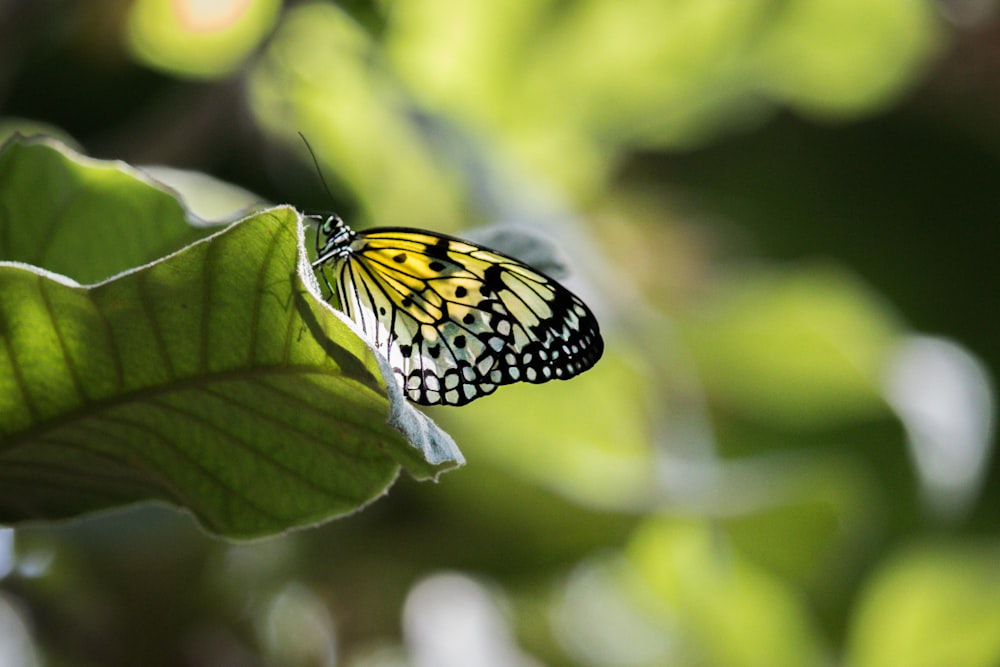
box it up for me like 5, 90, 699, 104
317, 223, 603, 406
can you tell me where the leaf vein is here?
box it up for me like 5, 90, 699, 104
148, 392, 362, 503
243, 376, 387, 444
88, 291, 125, 393
37, 273, 88, 404
94, 411, 286, 523
199, 226, 216, 374
0, 322, 40, 422
135, 268, 176, 379
200, 384, 386, 465
2, 365, 383, 455
249, 215, 288, 366
39, 426, 194, 508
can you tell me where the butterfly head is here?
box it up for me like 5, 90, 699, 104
313, 214, 356, 267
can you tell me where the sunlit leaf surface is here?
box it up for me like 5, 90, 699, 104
0, 138, 461, 539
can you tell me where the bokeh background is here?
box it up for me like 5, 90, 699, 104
2, 0, 999, 665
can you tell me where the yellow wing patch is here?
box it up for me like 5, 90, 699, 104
314, 222, 603, 406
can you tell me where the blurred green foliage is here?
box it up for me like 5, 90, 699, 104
127, 0, 282, 78
0, 0, 998, 666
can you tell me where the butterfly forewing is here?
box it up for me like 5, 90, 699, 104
320, 224, 603, 406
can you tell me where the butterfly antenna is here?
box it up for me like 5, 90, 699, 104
298, 131, 337, 206
299, 133, 338, 300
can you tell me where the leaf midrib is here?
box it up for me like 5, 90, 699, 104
0, 363, 389, 455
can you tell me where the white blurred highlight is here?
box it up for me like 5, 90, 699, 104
403, 573, 541, 667
0, 594, 40, 667
15, 547, 55, 580
0, 529, 13, 581
259, 583, 337, 667
551, 558, 673, 667
884, 336, 995, 519
176, 0, 252, 31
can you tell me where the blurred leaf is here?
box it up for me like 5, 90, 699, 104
723, 454, 883, 589
515, 0, 771, 143
755, 0, 943, 117
139, 165, 269, 225
463, 223, 570, 280
0, 136, 212, 285
0, 120, 82, 152
0, 138, 461, 539
846, 542, 1000, 667
626, 517, 829, 667
425, 462, 637, 573
127, 0, 283, 79
245, 0, 942, 217
381, 0, 942, 196
441, 351, 654, 511
681, 265, 902, 428
386, 0, 775, 194
247, 2, 464, 230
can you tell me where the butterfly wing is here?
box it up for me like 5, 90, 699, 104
326, 228, 603, 406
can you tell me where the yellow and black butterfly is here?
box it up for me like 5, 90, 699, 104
311, 215, 603, 406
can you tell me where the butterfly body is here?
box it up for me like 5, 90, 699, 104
312, 215, 603, 406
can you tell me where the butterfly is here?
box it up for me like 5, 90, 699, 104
311, 215, 603, 406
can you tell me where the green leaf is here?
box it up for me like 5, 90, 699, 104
0, 136, 212, 285
126, 0, 283, 79
138, 165, 269, 224
681, 265, 902, 429
626, 517, 829, 667
442, 351, 653, 511
247, 3, 465, 231
846, 543, 1000, 667
755, 0, 942, 117
0, 137, 462, 539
